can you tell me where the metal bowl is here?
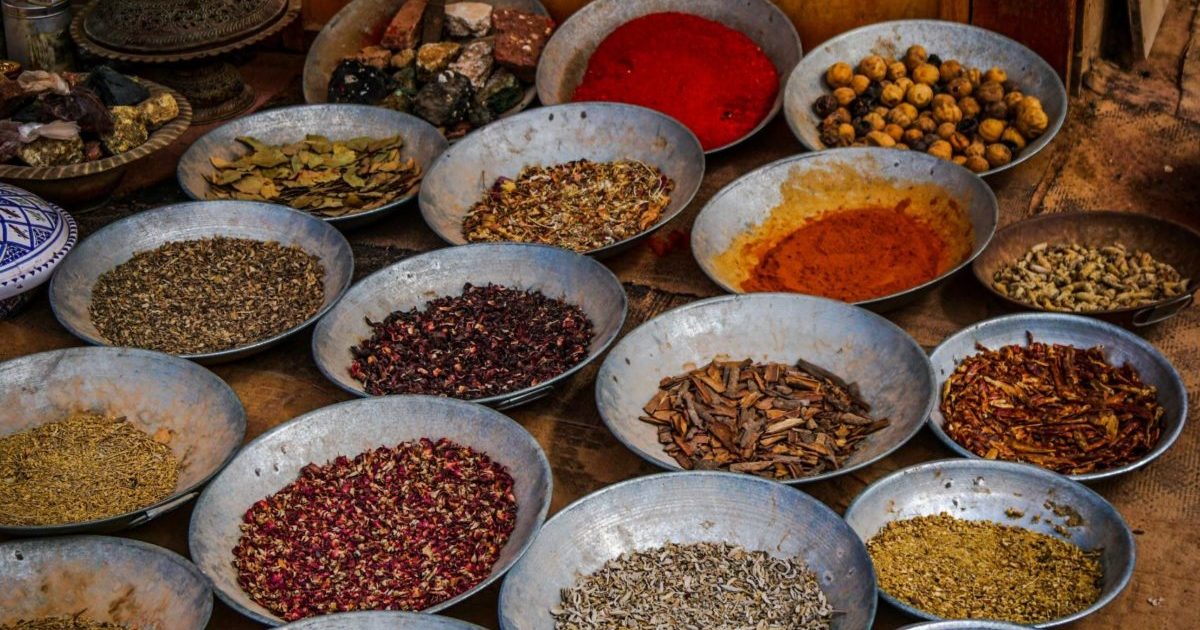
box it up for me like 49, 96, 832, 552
48, 200, 355, 364
0, 535, 213, 629
536, 0, 802, 153
0, 347, 245, 536
281, 611, 485, 629
312, 242, 627, 408
190, 395, 552, 626
691, 148, 998, 311
928, 313, 1187, 482
418, 102, 705, 257
177, 104, 449, 230
303, 0, 548, 117
783, 19, 1067, 177
844, 459, 1136, 627
900, 622, 1029, 630
595, 293, 934, 484
499, 471, 877, 629
972, 211, 1200, 327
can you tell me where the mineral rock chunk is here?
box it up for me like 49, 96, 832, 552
477, 68, 522, 115
493, 8, 553, 81
84, 65, 150, 106
390, 49, 416, 69
18, 136, 83, 166
354, 45, 393, 70
416, 42, 463, 82
449, 40, 494, 88
136, 92, 179, 129
101, 105, 148, 154
445, 2, 493, 37
381, 0, 428, 50
413, 70, 473, 126
327, 60, 392, 104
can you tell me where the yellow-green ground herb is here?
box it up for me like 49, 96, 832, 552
0, 616, 132, 630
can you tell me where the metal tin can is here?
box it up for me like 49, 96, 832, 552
3, 0, 73, 72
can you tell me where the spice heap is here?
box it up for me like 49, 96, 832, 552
0, 617, 133, 630
461, 159, 674, 252
640, 358, 889, 479
552, 542, 833, 630
811, 46, 1049, 171
350, 283, 593, 398
0, 66, 179, 167
90, 237, 325, 355
0, 413, 178, 526
572, 13, 778, 150
742, 205, 958, 301
204, 135, 422, 218
328, 1, 553, 137
868, 513, 1103, 623
993, 242, 1189, 312
233, 438, 516, 621
942, 337, 1164, 475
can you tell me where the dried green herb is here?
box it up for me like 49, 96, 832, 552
462, 159, 674, 252
0, 414, 178, 526
0, 617, 132, 630
90, 237, 325, 355
205, 135, 422, 218
868, 513, 1103, 624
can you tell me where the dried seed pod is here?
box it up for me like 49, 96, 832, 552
826, 62, 854, 87
894, 77, 914, 94
849, 97, 873, 118
1015, 97, 1048, 137
837, 123, 857, 145
865, 130, 896, 147
985, 100, 1008, 120
939, 59, 964, 82
964, 155, 990, 172
984, 66, 1008, 84
859, 55, 887, 81
897, 102, 918, 119
872, 104, 890, 117
965, 66, 982, 88
903, 127, 925, 145
964, 140, 986, 158
956, 117, 979, 136
852, 117, 873, 137
812, 94, 839, 117
937, 121, 957, 139
820, 112, 841, 129
976, 80, 1004, 104
863, 83, 883, 104
863, 111, 886, 131
1004, 90, 1025, 109
820, 126, 841, 147
927, 139, 953, 160
906, 83, 933, 107
958, 96, 981, 119
913, 63, 940, 85
949, 131, 971, 152
887, 107, 913, 128
1001, 126, 1027, 150
833, 86, 857, 106
946, 77, 973, 98
884, 123, 905, 141
851, 74, 871, 95
931, 93, 956, 109
903, 44, 928, 70
914, 114, 937, 133
951, 154, 968, 166
887, 61, 908, 81
832, 107, 852, 124
979, 118, 1006, 142
933, 101, 963, 124
894, 143, 910, 150
909, 133, 932, 152
880, 83, 905, 107
985, 143, 1012, 167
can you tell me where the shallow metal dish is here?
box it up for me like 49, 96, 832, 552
419, 102, 704, 257
48, 200, 355, 364
282, 611, 485, 629
536, 0, 802, 153
0, 535, 213, 629
190, 395, 552, 626
596, 293, 934, 484
844, 459, 1136, 628
972, 211, 1200, 327
783, 19, 1067, 177
900, 622, 1029, 630
177, 104, 448, 230
691, 148, 998, 311
499, 471, 876, 628
312, 242, 627, 408
0, 347, 245, 536
303, 0, 548, 119
928, 313, 1187, 482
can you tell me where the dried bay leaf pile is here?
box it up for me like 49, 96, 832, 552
205, 134, 422, 218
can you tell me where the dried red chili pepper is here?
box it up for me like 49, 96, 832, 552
232, 438, 517, 621
941, 335, 1164, 475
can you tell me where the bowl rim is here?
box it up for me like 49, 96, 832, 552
498, 469, 879, 630
47, 200, 355, 363
0, 346, 247, 536
175, 103, 449, 226
279, 610, 487, 629
188, 393, 554, 626
782, 18, 1069, 178
689, 147, 1000, 307
310, 241, 630, 407
0, 79, 192, 181
594, 292, 937, 484
970, 210, 1200, 321
0, 533, 215, 628
535, 0, 803, 154
926, 312, 1188, 482
417, 101, 706, 257
843, 458, 1137, 628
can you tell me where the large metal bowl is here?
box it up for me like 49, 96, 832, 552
536, 0, 802, 153
48, 201, 355, 364
0, 535, 213, 629
972, 211, 1200, 327
0, 347, 245, 536
190, 395, 552, 626
499, 471, 877, 628
418, 102, 705, 257
312, 242, 627, 408
691, 148, 998, 311
282, 612, 485, 629
900, 623, 1029, 630
783, 19, 1067, 177
595, 293, 935, 484
303, 0, 548, 115
928, 313, 1187, 482
844, 459, 1136, 627
177, 104, 449, 230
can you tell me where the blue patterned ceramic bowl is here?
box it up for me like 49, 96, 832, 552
0, 182, 77, 318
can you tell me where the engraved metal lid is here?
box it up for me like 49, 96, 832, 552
81, 0, 289, 54
0, 182, 77, 301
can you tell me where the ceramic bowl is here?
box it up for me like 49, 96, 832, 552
281, 611, 485, 629
0, 182, 76, 318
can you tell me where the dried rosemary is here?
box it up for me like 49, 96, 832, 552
90, 237, 325, 355
0, 617, 133, 630
0, 414, 179, 526
462, 159, 674, 252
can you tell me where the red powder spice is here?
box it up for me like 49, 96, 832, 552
571, 12, 779, 150
743, 206, 949, 302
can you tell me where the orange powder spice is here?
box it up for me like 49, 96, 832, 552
743, 202, 949, 302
